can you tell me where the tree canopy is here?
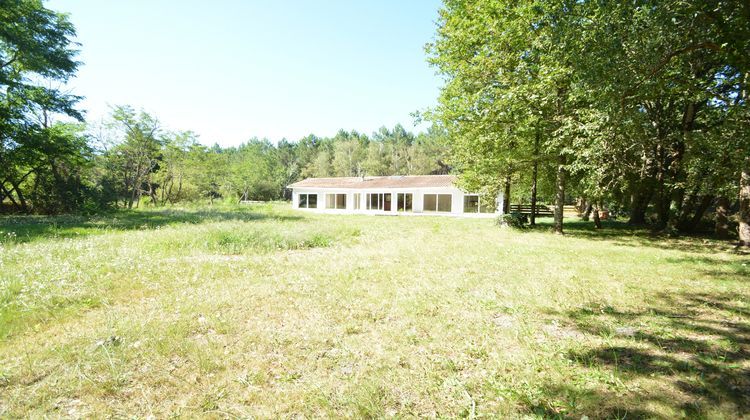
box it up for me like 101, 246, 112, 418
428, 0, 750, 243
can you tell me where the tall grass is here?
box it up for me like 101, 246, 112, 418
0, 204, 747, 417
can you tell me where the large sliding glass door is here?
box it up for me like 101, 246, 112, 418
366, 193, 392, 211
423, 194, 452, 212
298, 193, 318, 209
325, 193, 347, 209
397, 193, 412, 212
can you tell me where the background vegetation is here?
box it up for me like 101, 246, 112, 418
428, 0, 750, 242
0, 1, 450, 214
2, 0, 749, 245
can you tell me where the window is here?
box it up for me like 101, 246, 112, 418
397, 193, 412, 212
438, 194, 451, 212
463, 194, 495, 213
298, 193, 317, 209
367, 193, 380, 210
423, 194, 436, 212
325, 193, 346, 209
464, 195, 479, 213
366, 193, 391, 211
353, 193, 361, 210
423, 194, 452, 212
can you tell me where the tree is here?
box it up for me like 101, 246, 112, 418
0, 0, 83, 213
157, 130, 199, 203
429, 0, 749, 241
104, 106, 162, 208
428, 0, 577, 233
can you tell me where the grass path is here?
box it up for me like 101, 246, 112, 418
1, 204, 748, 417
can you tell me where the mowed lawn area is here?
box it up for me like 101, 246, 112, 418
1, 204, 748, 418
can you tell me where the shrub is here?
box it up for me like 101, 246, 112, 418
497, 212, 527, 229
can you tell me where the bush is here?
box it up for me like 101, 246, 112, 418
497, 212, 527, 229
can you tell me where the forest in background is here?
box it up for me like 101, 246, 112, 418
1, 108, 451, 212
0, 2, 450, 214
1, 0, 749, 244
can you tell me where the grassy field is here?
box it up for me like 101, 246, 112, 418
1, 203, 748, 418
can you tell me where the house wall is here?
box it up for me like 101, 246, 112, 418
291, 187, 504, 217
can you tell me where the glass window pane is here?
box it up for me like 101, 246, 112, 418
308, 194, 317, 208
464, 195, 479, 213
299, 194, 308, 208
384, 194, 391, 211
438, 194, 451, 212
424, 194, 436, 212
404, 193, 413, 211
336, 194, 346, 209
398, 193, 413, 211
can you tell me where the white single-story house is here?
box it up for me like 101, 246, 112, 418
288, 175, 504, 217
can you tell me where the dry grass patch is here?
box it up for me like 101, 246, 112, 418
1, 204, 748, 417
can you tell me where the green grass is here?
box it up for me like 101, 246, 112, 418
1, 203, 748, 418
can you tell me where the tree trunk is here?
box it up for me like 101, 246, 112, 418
676, 190, 699, 229
582, 203, 593, 221
148, 182, 158, 206
655, 145, 670, 230
739, 156, 750, 247
666, 101, 695, 230
128, 183, 137, 209
0, 183, 20, 211
503, 176, 511, 214
161, 177, 168, 203
9, 180, 28, 212
176, 175, 183, 202
679, 195, 713, 233
715, 196, 730, 239
530, 129, 539, 226
628, 173, 655, 225
593, 204, 602, 229
553, 154, 566, 234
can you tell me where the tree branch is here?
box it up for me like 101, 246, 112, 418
623, 42, 722, 103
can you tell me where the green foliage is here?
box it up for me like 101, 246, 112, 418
498, 212, 527, 229
0, 0, 84, 214
428, 0, 750, 237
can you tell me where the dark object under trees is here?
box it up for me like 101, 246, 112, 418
740, 157, 750, 247
553, 155, 566, 234
715, 196, 730, 239
593, 204, 602, 229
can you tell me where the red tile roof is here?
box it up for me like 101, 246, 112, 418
288, 175, 457, 189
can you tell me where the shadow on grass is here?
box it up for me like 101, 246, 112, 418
0, 207, 303, 244
536, 291, 750, 417
532, 218, 745, 255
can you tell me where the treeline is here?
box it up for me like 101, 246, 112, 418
4, 105, 449, 212
0, 1, 448, 213
429, 0, 749, 243
90, 107, 448, 208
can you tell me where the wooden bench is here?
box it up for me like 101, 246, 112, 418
508, 204, 555, 217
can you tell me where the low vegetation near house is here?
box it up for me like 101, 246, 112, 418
1, 204, 748, 417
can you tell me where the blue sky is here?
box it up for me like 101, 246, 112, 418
47, 0, 444, 146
